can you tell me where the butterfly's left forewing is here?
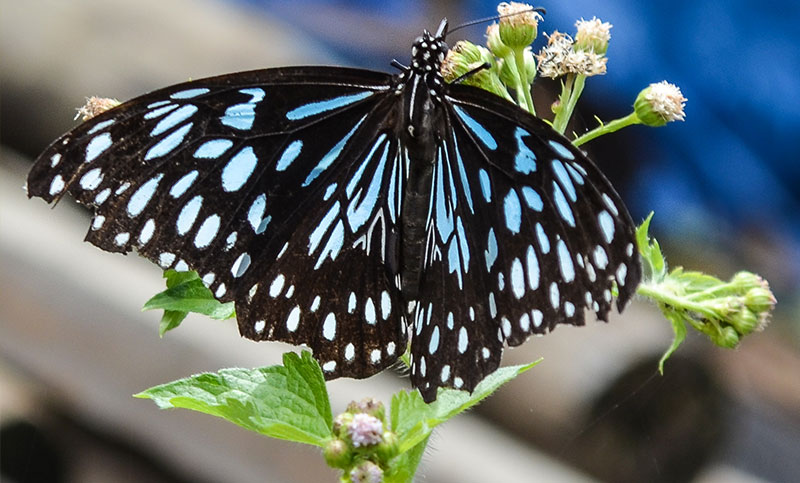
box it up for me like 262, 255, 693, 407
27, 67, 408, 379
409, 86, 641, 401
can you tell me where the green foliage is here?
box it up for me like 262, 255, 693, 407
136, 351, 332, 446
143, 270, 235, 336
635, 216, 775, 371
137, 350, 535, 481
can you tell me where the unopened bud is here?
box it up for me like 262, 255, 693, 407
574, 17, 612, 55
634, 81, 687, 126
498, 2, 542, 48
322, 438, 351, 469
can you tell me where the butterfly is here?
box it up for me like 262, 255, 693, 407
27, 18, 640, 403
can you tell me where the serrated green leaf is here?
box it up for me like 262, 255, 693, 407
144, 270, 235, 320
391, 361, 538, 452
135, 351, 332, 446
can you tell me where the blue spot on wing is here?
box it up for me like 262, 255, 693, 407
276, 140, 303, 171
513, 128, 537, 174
303, 116, 366, 187
286, 91, 372, 120
503, 189, 522, 234
478, 169, 491, 202
453, 105, 497, 150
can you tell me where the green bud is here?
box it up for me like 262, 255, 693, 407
633, 81, 687, 127
729, 308, 759, 335
442, 41, 510, 100
745, 287, 776, 320
441, 40, 484, 82
522, 46, 537, 83
375, 431, 399, 463
731, 271, 767, 292
498, 2, 541, 49
486, 23, 511, 58
498, 48, 535, 88
333, 412, 354, 438
323, 438, 352, 469
714, 326, 740, 349
346, 398, 386, 423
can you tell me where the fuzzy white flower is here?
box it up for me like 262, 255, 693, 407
575, 17, 612, 54
643, 81, 687, 123
537, 31, 607, 78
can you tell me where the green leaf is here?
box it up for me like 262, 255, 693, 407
658, 311, 688, 373
384, 435, 430, 483
158, 310, 188, 337
635, 212, 666, 281
390, 361, 538, 453
143, 270, 235, 335
135, 351, 333, 447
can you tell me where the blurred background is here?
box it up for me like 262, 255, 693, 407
1, 0, 798, 482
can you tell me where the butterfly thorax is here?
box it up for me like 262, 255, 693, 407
395, 25, 450, 300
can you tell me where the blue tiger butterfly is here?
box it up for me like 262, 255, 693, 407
27, 18, 640, 402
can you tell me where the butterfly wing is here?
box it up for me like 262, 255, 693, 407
27, 67, 408, 379
409, 84, 641, 401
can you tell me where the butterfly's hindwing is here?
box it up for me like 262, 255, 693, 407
408, 86, 641, 400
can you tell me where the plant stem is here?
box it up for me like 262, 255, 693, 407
572, 112, 639, 146
513, 49, 535, 114
561, 74, 586, 134
636, 282, 720, 321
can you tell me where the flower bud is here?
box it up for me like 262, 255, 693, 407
731, 271, 765, 292
633, 81, 687, 126
375, 431, 399, 463
486, 23, 511, 58
729, 307, 759, 335
441, 40, 485, 82
574, 17, 612, 55
349, 461, 383, 483
498, 2, 542, 48
322, 438, 352, 469
745, 287, 776, 323
714, 326, 740, 348
346, 398, 385, 423
76, 96, 120, 121
442, 41, 509, 99
347, 413, 384, 448
332, 412, 354, 438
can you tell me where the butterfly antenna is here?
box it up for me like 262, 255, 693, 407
447, 6, 546, 36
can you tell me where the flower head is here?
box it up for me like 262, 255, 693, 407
634, 81, 687, 126
497, 2, 542, 48
574, 17, 612, 54
536, 31, 607, 78
350, 461, 384, 483
75, 96, 120, 121
347, 413, 384, 448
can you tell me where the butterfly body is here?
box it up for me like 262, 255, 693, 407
27, 19, 640, 402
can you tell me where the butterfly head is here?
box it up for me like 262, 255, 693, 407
409, 19, 448, 75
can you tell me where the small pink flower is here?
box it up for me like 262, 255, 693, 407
347, 413, 383, 447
